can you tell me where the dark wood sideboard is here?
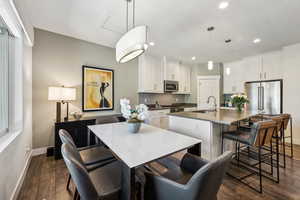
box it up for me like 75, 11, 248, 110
54, 119, 96, 159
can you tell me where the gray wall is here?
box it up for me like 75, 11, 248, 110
0, 44, 32, 200
32, 29, 139, 148
186, 63, 223, 103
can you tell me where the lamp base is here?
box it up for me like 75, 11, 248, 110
56, 102, 61, 123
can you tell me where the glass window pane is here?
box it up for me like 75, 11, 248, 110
0, 21, 9, 136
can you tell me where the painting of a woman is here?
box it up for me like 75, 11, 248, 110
83, 66, 114, 111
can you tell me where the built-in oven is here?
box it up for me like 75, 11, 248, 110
164, 80, 179, 92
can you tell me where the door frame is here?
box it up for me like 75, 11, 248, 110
197, 75, 221, 109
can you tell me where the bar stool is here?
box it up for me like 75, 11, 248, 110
222, 120, 278, 193
251, 114, 293, 168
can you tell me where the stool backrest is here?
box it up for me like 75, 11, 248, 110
253, 120, 277, 147
281, 114, 291, 130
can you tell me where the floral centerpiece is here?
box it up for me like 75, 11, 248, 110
231, 94, 249, 112
120, 98, 148, 133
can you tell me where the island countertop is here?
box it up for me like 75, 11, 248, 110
168, 109, 258, 125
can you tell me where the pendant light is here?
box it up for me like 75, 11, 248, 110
116, 0, 148, 63
207, 26, 214, 71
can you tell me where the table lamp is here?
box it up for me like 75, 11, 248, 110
48, 86, 76, 122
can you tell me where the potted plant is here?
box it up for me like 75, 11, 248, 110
231, 94, 249, 112
120, 98, 148, 133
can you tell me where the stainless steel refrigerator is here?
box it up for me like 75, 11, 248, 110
245, 80, 283, 114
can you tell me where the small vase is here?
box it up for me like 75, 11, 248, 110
127, 122, 141, 133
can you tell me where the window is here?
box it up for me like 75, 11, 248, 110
0, 17, 23, 138
0, 22, 9, 137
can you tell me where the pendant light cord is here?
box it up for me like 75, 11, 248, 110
133, 0, 135, 28
126, 0, 129, 31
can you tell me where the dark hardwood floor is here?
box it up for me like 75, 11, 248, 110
17, 145, 300, 200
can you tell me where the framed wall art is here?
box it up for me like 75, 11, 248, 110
82, 65, 114, 112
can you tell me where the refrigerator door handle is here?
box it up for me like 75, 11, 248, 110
261, 86, 265, 110
257, 87, 261, 110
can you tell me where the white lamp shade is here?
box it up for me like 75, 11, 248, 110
48, 87, 76, 101
116, 26, 148, 63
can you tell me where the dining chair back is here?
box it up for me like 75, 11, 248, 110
144, 151, 233, 200
61, 143, 99, 200
59, 129, 77, 148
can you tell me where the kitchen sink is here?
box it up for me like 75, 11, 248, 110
192, 110, 216, 114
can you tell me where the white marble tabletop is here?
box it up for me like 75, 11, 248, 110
88, 122, 201, 168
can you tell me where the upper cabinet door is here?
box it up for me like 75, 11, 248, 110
163, 57, 180, 81
224, 60, 245, 94
243, 56, 262, 82
262, 51, 283, 80
138, 54, 164, 93
177, 64, 191, 94
152, 56, 164, 93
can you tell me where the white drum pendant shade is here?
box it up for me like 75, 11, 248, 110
116, 26, 148, 63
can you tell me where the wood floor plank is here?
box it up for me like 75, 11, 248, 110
17, 145, 300, 200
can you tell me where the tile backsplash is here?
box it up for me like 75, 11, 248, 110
139, 93, 188, 105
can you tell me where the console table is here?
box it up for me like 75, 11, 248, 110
54, 118, 96, 159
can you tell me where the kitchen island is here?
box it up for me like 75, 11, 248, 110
168, 109, 258, 160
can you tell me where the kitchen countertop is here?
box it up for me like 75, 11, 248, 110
168, 109, 258, 125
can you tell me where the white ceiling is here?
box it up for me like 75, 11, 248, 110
26, 0, 300, 63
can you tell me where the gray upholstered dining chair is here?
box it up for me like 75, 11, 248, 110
143, 151, 233, 200
61, 143, 121, 200
59, 129, 116, 191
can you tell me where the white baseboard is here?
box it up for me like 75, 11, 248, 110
10, 150, 32, 200
31, 146, 49, 156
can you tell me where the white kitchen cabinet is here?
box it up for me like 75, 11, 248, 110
177, 63, 191, 94
261, 51, 283, 80
163, 56, 180, 81
223, 51, 283, 94
242, 56, 262, 82
138, 54, 164, 93
223, 61, 245, 94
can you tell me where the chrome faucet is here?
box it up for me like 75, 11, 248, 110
207, 96, 217, 111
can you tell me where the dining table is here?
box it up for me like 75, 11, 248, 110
88, 122, 202, 200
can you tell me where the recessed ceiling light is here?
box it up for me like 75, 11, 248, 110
253, 38, 261, 44
149, 42, 155, 46
192, 56, 196, 60
219, 1, 229, 10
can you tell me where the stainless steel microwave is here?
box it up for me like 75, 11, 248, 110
164, 80, 179, 92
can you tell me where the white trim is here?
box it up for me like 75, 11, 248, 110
32, 147, 48, 156
10, 150, 32, 200
9, 0, 33, 46
0, 0, 21, 38
0, 130, 21, 153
